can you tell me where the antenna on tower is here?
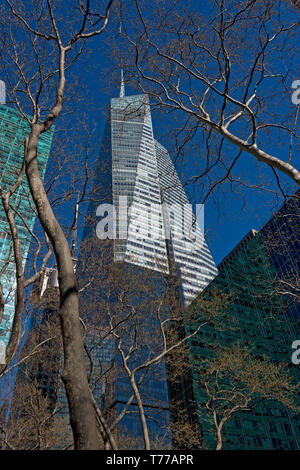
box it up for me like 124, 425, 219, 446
120, 69, 125, 98
0, 80, 6, 104
119, 17, 125, 98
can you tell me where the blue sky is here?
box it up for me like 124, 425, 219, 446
40, 0, 299, 267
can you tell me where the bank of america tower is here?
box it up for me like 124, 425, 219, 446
99, 80, 218, 304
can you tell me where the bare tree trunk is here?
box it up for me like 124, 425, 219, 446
25, 128, 99, 450
91, 393, 118, 450
129, 374, 151, 450
1, 193, 24, 366
213, 410, 224, 451
216, 427, 223, 451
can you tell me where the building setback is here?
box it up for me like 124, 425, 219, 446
184, 192, 300, 449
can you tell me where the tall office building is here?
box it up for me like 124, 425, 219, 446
184, 192, 300, 449
12, 82, 217, 448
86, 91, 217, 304
0, 85, 53, 363
79, 85, 218, 445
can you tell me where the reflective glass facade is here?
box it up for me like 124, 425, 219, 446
185, 193, 300, 449
155, 141, 218, 305
0, 105, 53, 362
110, 94, 217, 306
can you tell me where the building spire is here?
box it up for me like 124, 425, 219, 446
0, 80, 6, 104
120, 69, 125, 98
119, 19, 125, 98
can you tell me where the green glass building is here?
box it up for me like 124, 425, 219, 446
0, 101, 53, 363
183, 193, 300, 450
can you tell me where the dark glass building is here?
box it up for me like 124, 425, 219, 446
183, 192, 300, 449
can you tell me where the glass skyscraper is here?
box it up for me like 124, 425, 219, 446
184, 192, 300, 449
0, 99, 53, 363
98, 92, 218, 304
80, 87, 218, 446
